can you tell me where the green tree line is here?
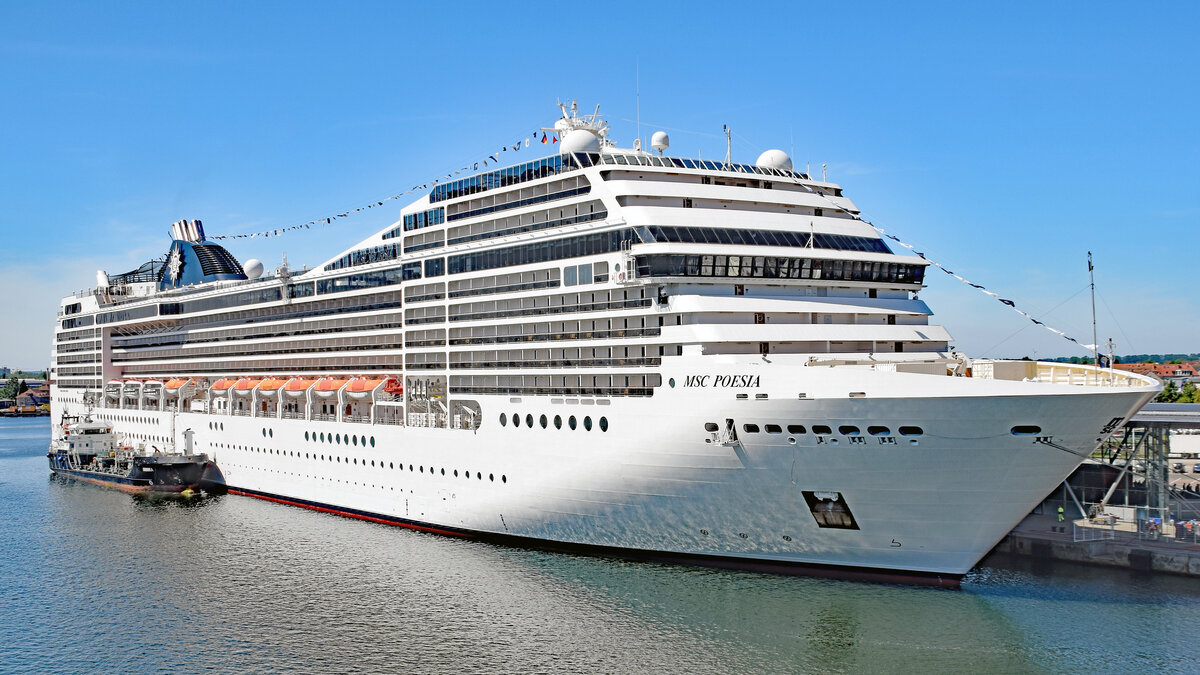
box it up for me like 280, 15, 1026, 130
1156, 381, 1200, 403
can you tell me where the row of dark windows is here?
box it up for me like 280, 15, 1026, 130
158, 287, 284, 318
404, 240, 444, 254
643, 225, 889, 254
450, 357, 661, 370
447, 209, 608, 246
449, 298, 653, 323
712, 422, 925, 436
62, 315, 95, 329
447, 186, 592, 223
324, 243, 401, 272
448, 227, 640, 275
500, 412, 608, 432
254, 440, 507, 483
447, 327, 661, 347
451, 385, 653, 398
636, 254, 926, 284
430, 154, 593, 203
394, 207, 445, 236
113, 300, 404, 350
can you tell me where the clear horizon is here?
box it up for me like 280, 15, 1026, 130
2, 2, 1197, 368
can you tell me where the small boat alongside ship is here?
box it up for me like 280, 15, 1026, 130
48, 409, 224, 494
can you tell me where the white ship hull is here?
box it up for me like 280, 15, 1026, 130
52, 356, 1155, 585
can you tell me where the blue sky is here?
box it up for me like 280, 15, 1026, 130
2, 2, 1197, 369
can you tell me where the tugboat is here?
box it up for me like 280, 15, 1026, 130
48, 406, 224, 494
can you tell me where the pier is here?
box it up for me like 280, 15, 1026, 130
992, 402, 1200, 576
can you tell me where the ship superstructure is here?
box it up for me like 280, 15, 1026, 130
49, 103, 1158, 585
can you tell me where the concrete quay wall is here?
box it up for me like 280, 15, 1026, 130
990, 515, 1200, 577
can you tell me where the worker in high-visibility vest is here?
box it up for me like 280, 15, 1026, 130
1057, 506, 1065, 522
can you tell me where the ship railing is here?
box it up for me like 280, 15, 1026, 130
312, 413, 336, 422
231, 409, 251, 417
373, 417, 403, 426
281, 411, 306, 420
344, 414, 371, 424
972, 360, 1157, 388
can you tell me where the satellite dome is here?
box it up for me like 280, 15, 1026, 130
243, 258, 264, 279
559, 129, 601, 155
756, 149, 793, 172
650, 131, 670, 154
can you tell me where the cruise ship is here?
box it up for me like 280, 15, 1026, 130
49, 102, 1159, 585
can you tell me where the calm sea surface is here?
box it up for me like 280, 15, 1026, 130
3, 416, 1199, 674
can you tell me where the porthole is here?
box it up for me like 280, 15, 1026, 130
420, 466, 424, 473
476, 472, 482, 479
440, 468, 445, 475
868, 426, 891, 436
500, 413, 508, 427
513, 413, 521, 428
454, 470, 458, 477
371, 437, 376, 447
765, 424, 782, 434
489, 474, 494, 482
554, 415, 562, 429
269, 429, 274, 438
320, 432, 325, 442
704, 422, 719, 432
787, 424, 806, 434
501, 475, 507, 483
599, 417, 608, 432
370, 460, 375, 467
743, 423, 760, 433
335, 435, 341, 445
569, 415, 577, 430
305, 431, 310, 441
525, 413, 533, 428
353, 458, 358, 465
839, 425, 860, 436
361, 436, 366, 446
898, 426, 924, 436
540, 414, 548, 429
813, 425, 832, 435
584, 416, 592, 431
352, 435, 358, 446
1011, 425, 1041, 436
337, 456, 341, 463
787, 436, 797, 445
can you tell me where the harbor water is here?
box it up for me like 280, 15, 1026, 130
3, 416, 1199, 673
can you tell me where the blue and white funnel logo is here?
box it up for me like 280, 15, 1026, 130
167, 247, 184, 283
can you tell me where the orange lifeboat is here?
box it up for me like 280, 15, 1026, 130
345, 378, 386, 399
313, 378, 350, 398
283, 378, 318, 398
383, 377, 403, 395
210, 378, 237, 392
164, 378, 192, 393
233, 378, 263, 396
257, 378, 289, 397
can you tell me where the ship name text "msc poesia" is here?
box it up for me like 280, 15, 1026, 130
682, 375, 761, 388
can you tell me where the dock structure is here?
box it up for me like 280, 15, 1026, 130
994, 403, 1200, 576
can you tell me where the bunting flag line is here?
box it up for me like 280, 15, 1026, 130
207, 132, 541, 241
793, 182, 1091, 349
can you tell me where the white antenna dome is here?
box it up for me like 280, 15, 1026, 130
756, 149, 793, 172
559, 129, 601, 155
650, 131, 669, 154
243, 258, 264, 279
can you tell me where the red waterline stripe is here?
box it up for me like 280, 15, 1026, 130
228, 489, 472, 538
